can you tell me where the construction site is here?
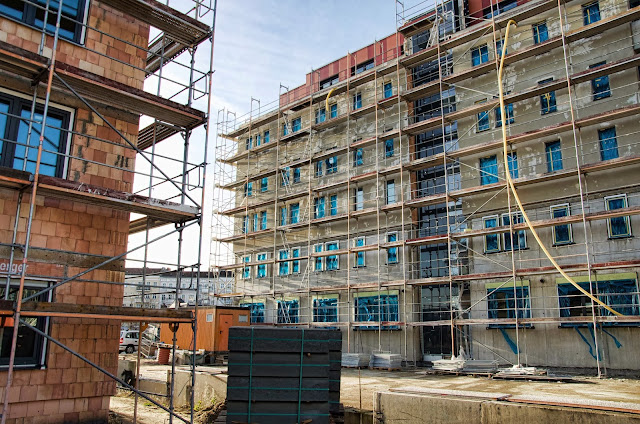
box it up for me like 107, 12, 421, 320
0, 0, 639, 423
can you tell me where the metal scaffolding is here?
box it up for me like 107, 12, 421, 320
0, 0, 216, 422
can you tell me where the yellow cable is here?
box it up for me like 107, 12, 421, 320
325, 87, 336, 113
498, 21, 622, 317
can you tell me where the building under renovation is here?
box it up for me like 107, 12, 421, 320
0, 0, 214, 422
213, 0, 640, 374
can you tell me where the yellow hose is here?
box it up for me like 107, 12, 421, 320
325, 87, 336, 113
497, 21, 622, 316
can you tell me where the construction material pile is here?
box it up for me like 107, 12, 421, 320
341, 353, 370, 368
462, 360, 499, 373
226, 327, 342, 424
370, 353, 402, 370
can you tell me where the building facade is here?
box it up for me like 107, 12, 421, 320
214, 0, 640, 374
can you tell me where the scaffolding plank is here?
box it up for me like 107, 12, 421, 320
16, 301, 193, 322
137, 121, 182, 150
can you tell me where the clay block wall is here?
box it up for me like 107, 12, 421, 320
0, 0, 151, 422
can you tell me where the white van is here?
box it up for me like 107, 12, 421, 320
119, 330, 139, 354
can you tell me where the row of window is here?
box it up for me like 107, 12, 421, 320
483, 194, 632, 253
478, 126, 620, 185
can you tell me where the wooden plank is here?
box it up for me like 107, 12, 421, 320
16, 302, 192, 322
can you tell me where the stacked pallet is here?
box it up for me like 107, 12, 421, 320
341, 353, 370, 368
227, 327, 342, 424
369, 353, 402, 370
462, 360, 499, 373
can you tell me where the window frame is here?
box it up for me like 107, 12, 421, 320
550, 203, 573, 245
315, 107, 326, 124
330, 103, 338, 119
386, 179, 396, 205
532, 21, 549, 44
538, 78, 557, 114
501, 212, 527, 251
598, 127, 619, 161
242, 255, 251, 279
256, 252, 268, 279
471, 44, 489, 66
605, 194, 632, 238
590, 62, 611, 100
278, 249, 289, 276
354, 187, 364, 211
479, 155, 499, 185
582, 1, 601, 25
330, 194, 338, 216
292, 248, 301, 274
325, 240, 340, 271
353, 92, 362, 110
354, 237, 366, 268
289, 202, 300, 224
545, 140, 563, 172
387, 232, 399, 264
495, 103, 514, 128
314, 244, 324, 272
476, 100, 490, 131
383, 82, 393, 99
483, 215, 501, 253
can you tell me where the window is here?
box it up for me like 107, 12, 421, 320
387, 233, 398, 264
590, 62, 611, 100
539, 78, 557, 114
383, 82, 393, 99
278, 250, 289, 276
314, 197, 326, 219
243, 303, 265, 323
315, 108, 326, 124
244, 182, 253, 197
282, 123, 289, 136
487, 286, 531, 323
354, 187, 364, 211
260, 177, 268, 192
264, 130, 270, 143
292, 117, 301, 132
495, 39, 506, 58
354, 237, 365, 267
480, 156, 499, 185
315, 161, 323, 177
353, 93, 362, 110
292, 167, 301, 183
326, 156, 338, 174
246, 137, 252, 150
0, 0, 87, 43
330, 195, 338, 216
280, 206, 287, 226
320, 74, 339, 89
532, 22, 549, 44
313, 298, 338, 322
242, 256, 251, 279
354, 148, 364, 167
281, 167, 290, 187
292, 248, 300, 274
260, 211, 268, 230
386, 180, 396, 204
253, 213, 258, 232
352, 59, 374, 75
551, 204, 572, 245
257, 253, 267, 278
606, 195, 632, 238
330, 104, 338, 119
507, 152, 518, 179
380, 139, 393, 161
0, 93, 71, 178
583, 2, 601, 25
354, 293, 399, 323
277, 300, 299, 324
546, 140, 563, 172
495, 103, 514, 127
558, 279, 639, 319
502, 212, 527, 250
290, 203, 300, 224
471, 45, 489, 66
255, 134, 261, 147
484, 216, 500, 253
242, 215, 249, 234
326, 241, 339, 270
477, 101, 490, 131
598, 127, 619, 160
314, 244, 324, 271
0, 280, 51, 367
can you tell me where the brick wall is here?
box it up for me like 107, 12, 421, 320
0, 0, 151, 422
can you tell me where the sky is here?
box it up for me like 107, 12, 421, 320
126, 1, 421, 272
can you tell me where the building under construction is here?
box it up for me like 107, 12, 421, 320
0, 0, 214, 422
213, 0, 640, 375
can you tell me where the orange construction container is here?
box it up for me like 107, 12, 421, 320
159, 306, 249, 352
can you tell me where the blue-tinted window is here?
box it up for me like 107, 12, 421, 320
314, 197, 325, 219
386, 180, 396, 204
278, 250, 289, 276
242, 216, 248, 234
558, 280, 639, 319
354, 187, 364, 211
326, 156, 338, 174
264, 130, 270, 143
277, 299, 298, 323
354, 148, 363, 167
261, 177, 268, 192
242, 303, 264, 323
330, 104, 338, 119
539, 78, 557, 114
484, 216, 500, 252
533, 22, 549, 44
495, 103, 514, 127
326, 242, 339, 270
314, 244, 323, 271
253, 213, 258, 232
281, 167, 290, 186
257, 253, 267, 278
280, 206, 287, 226
606, 195, 631, 238
330, 195, 338, 216
546, 140, 563, 172
495, 40, 506, 58
315, 108, 326, 124
502, 213, 526, 250
387, 233, 398, 264
551, 204, 572, 245
383, 82, 393, 99
315, 161, 323, 177
260, 211, 268, 231
282, 123, 289, 136
244, 182, 253, 197
242, 256, 251, 279
480, 156, 498, 185
583, 2, 601, 25
245, 137, 252, 150
292, 248, 300, 274
599, 127, 619, 160
355, 237, 365, 267
385, 139, 394, 158
313, 298, 338, 322
290, 203, 300, 224
293, 167, 301, 183
590, 62, 611, 100
255, 134, 261, 147
354, 294, 399, 322
477, 106, 490, 131
471, 45, 489, 66
353, 93, 362, 110
1, 0, 86, 43
487, 287, 531, 322
292, 117, 301, 132
507, 152, 518, 179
